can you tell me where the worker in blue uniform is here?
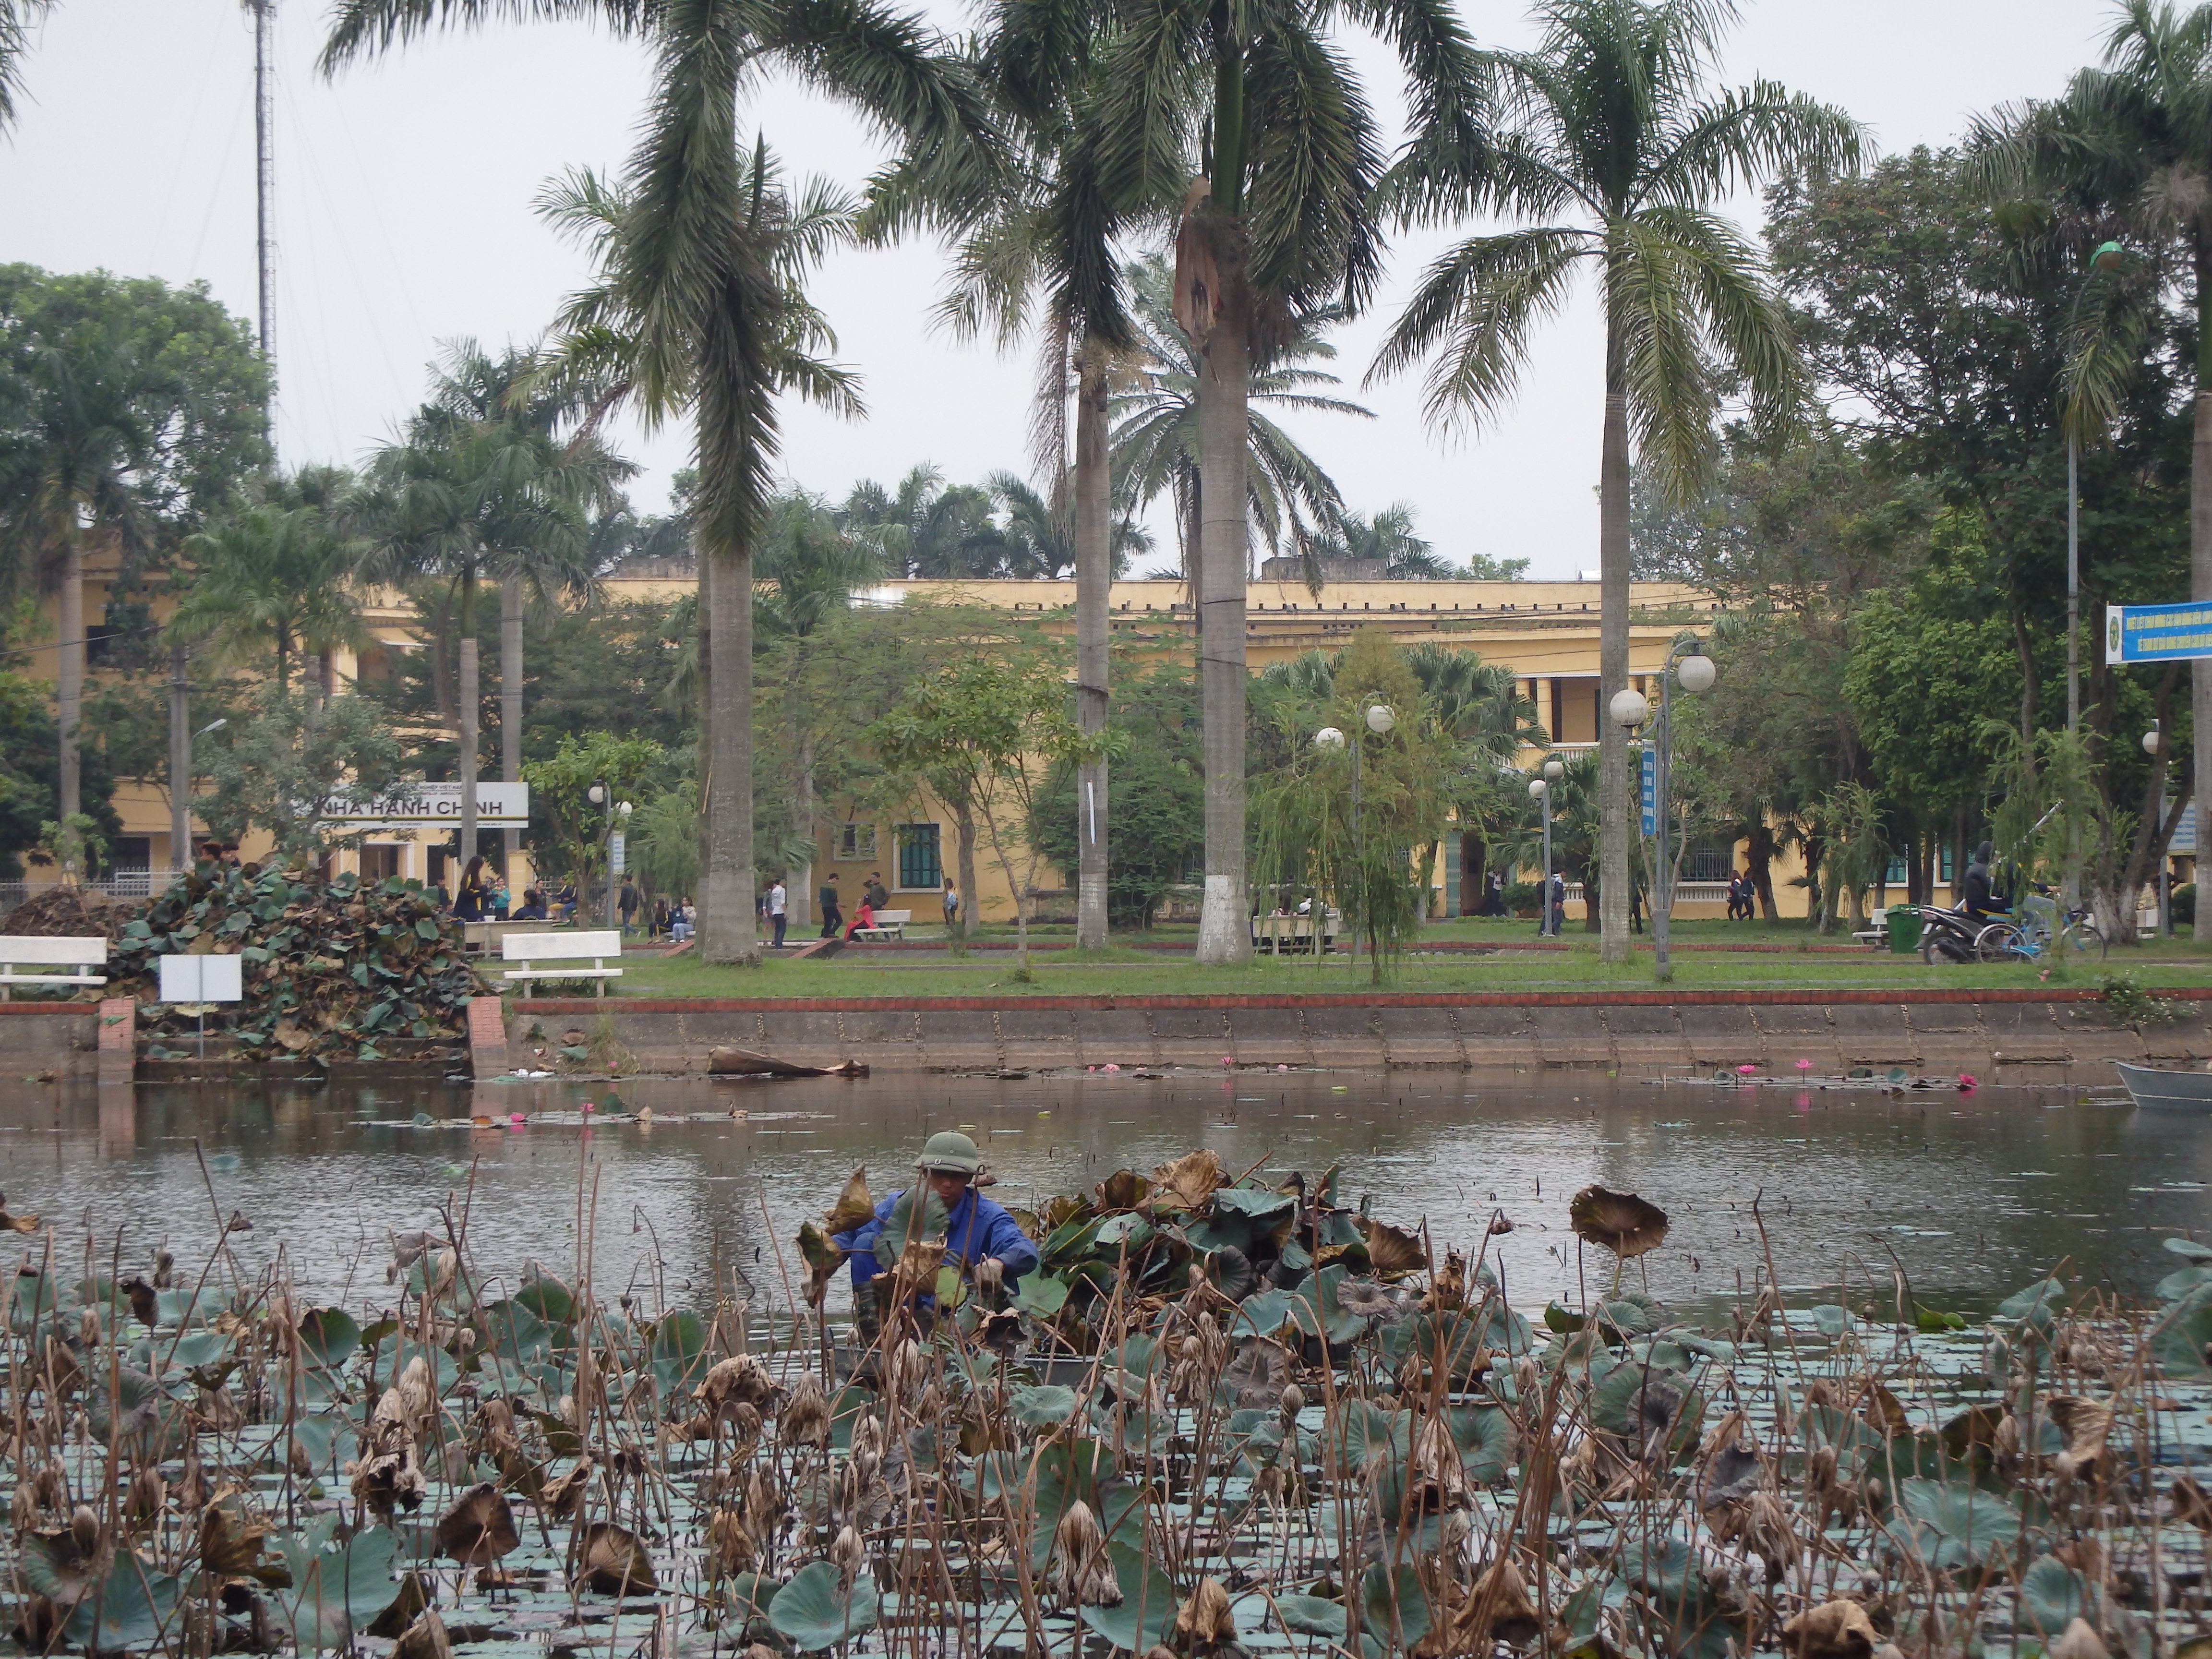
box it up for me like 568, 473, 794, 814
833, 1131, 1038, 1334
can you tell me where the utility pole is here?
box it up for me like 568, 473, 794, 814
249, 0, 276, 388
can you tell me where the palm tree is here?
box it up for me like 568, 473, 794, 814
356, 348, 615, 875
325, 1, 1000, 965
1300, 503, 1450, 579
839, 466, 1012, 577
415, 342, 625, 874
1089, 0, 1486, 964
1969, 0, 2212, 941
1109, 257, 1371, 584
169, 502, 368, 692
0, 330, 154, 828
0, 2, 53, 133
1372, 0, 1859, 962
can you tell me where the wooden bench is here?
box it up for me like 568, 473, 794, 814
1253, 911, 1341, 954
500, 929, 624, 997
849, 909, 912, 941
0, 935, 109, 999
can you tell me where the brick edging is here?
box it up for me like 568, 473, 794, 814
0, 1001, 98, 1014
516, 986, 2212, 1015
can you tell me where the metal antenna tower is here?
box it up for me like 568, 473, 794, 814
247, 0, 276, 409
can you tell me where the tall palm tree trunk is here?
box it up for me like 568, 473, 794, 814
1194, 299, 1253, 965
502, 575, 524, 889
700, 544, 758, 962
1074, 352, 1111, 951
57, 529, 82, 828
2195, 287, 2212, 940
458, 568, 479, 884
791, 673, 815, 935
1596, 331, 1632, 963
168, 641, 190, 874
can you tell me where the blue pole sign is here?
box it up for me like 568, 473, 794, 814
1639, 747, 1657, 836
2105, 602, 2212, 664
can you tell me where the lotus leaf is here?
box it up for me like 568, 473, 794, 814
1149, 1148, 1227, 1210
2019, 1554, 2094, 1639
1078, 1548, 1178, 1651
1592, 1362, 1703, 1456
297, 1307, 361, 1370
1094, 1169, 1149, 1212
1445, 1405, 1515, 1484
769, 1560, 879, 1651
513, 1273, 577, 1323
1011, 1384, 1082, 1427
2158, 1264, 2212, 1302
2164, 1236, 2212, 1262
649, 1309, 709, 1395
1025, 1438, 1142, 1572
1998, 1277, 2070, 1328
1810, 1304, 1851, 1337
1093, 1212, 1154, 1249
1286, 1265, 1367, 1345
1230, 1287, 1298, 1337
1895, 1477, 2020, 1569
2152, 1283, 2212, 1379
1012, 1273, 1070, 1318
272, 1518, 402, 1650
59, 1559, 182, 1653
1205, 1246, 1258, 1300
1357, 1216, 1427, 1278
824, 1167, 874, 1232
1274, 1594, 1348, 1638
1359, 1562, 1432, 1651
1213, 1186, 1297, 1221
1568, 1185, 1669, 1259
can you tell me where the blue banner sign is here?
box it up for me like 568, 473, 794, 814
2105, 602, 2212, 664
1639, 747, 1657, 836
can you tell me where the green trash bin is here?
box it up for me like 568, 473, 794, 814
1887, 906, 1921, 954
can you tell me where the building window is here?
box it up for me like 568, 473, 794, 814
109, 836, 150, 872
1885, 844, 1909, 886
835, 822, 877, 860
896, 823, 941, 890
360, 845, 401, 883
1681, 840, 1733, 882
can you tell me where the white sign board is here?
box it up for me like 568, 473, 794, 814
158, 954, 243, 1004
315, 782, 529, 830
609, 831, 626, 875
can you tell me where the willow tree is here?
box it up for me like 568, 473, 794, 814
1373, 0, 1858, 962
324, 0, 1000, 963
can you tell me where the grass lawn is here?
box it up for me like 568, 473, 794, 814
605, 930, 2212, 1000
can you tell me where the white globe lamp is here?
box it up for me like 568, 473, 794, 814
1676, 652, 1717, 694
1610, 688, 1650, 729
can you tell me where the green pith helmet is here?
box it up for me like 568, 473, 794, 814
917, 1130, 983, 1176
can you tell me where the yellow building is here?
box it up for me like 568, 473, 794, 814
28, 552, 1821, 922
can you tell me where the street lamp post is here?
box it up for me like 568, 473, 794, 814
588, 783, 633, 929
2147, 722, 2170, 936
1528, 757, 1564, 936
1611, 642, 1717, 981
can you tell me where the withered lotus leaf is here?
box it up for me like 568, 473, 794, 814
1358, 1217, 1427, 1278
797, 1222, 842, 1308
1568, 1185, 1669, 1260
823, 1168, 874, 1233
1150, 1149, 1227, 1212
197, 1505, 291, 1587
1174, 1576, 1237, 1647
1221, 1339, 1291, 1408
434, 1482, 519, 1565
1094, 1169, 1150, 1213
390, 1607, 453, 1659
1779, 1599, 1878, 1659
571, 1520, 658, 1595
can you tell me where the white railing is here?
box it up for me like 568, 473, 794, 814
1557, 881, 1731, 905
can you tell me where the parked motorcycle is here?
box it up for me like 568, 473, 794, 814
1911, 903, 1989, 964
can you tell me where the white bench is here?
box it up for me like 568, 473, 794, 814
1850, 905, 1890, 948
849, 909, 911, 941
0, 935, 108, 999
500, 930, 623, 997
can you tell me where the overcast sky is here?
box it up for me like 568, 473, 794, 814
0, 0, 2112, 577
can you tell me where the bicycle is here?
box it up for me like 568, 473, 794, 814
1972, 895, 2107, 964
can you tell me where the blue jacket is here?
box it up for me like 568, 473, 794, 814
834, 1187, 1039, 1292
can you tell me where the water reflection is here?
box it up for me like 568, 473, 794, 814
3, 1070, 2205, 1319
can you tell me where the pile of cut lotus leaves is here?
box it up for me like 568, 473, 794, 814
106, 864, 486, 1066
5, 1156, 2212, 1659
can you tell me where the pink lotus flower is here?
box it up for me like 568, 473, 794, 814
1222, 1055, 1235, 1067
1795, 1058, 1813, 1071
1103, 1063, 1120, 1073
1957, 1072, 1977, 1090
509, 1113, 525, 1128
1737, 1064, 1758, 1075
1086, 1065, 1096, 1073
581, 1100, 595, 1113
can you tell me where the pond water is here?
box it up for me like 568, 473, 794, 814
5, 1069, 2209, 1321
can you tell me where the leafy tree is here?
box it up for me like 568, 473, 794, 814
868, 648, 1109, 972
839, 466, 1012, 578
1030, 655, 1203, 929
516, 597, 696, 762
1375, 0, 1859, 964
194, 687, 407, 870
0, 664, 118, 878
0, 3, 51, 132
1968, 1, 2212, 936
629, 781, 701, 900
1298, 503, 1447, 579
520, 731, 672, 901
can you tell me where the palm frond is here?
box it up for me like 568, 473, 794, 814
319, 0, 656, 72
1646, 79, 1862, 210
1606, 211, 1718, 502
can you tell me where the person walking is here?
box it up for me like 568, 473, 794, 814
618, 877, 642, 936
817, 873, 842, 938
767, 876, 788, 947
941, 878, 960, 937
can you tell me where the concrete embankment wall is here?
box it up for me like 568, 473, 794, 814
508, 989, 2212, 1079
0, 1002, 102, 1079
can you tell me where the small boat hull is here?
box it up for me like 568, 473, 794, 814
2115, 1060, 2212, 1110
